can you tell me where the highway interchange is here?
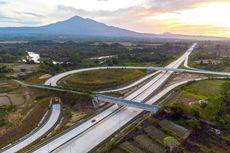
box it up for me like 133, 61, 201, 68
2, 43, 230, 152
32, 43, 198, 153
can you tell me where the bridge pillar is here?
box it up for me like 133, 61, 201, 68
150, 106, 160, 114
92, 97, 99, 109
147, 68, 154, 73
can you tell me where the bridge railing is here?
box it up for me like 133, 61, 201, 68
93, 94, 160, 113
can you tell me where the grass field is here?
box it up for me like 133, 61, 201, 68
169, 79, 230, 124
23, 72, 49, 84
181, 79, 224, 98
59, 69, 147, 91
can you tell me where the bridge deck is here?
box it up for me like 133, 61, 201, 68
94, 94, 159, 113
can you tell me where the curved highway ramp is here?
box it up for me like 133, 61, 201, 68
1, 104, 61, 153
31, 43, 197, 153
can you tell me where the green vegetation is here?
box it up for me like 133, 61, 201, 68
23, 72, 47, 84
161, 128, 176, 137
0, 65, 13, 73
218, 81, 230, 127
190, 42, 230, 71
59, 69, 147, 91
0, 119, 6, 127
168, 79, 230, 127
1, 105, 13, 113
0, 65, 13, 79
163, 136, 179, 152
0, 41, 188, 75
0, 80, 95, 149
103, 78, 230, 153
0, 44, 26, 63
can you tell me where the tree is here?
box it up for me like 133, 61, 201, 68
191, 108, 200, 119
163, 136, 179, 152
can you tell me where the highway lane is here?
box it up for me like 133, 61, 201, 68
183, 43, 199, 70
44, 66, 156, 87
56, 77, 230, 153
33, 43, 197, 153
98, 71, 160, 93
2, 104, 61, 153
55, 77, 214, 153
6, 42, 230, 153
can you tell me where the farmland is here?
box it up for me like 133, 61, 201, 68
190, 41, 230, 72
0, 80, 95, 148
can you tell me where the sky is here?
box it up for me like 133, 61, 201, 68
0, 0, 230, 37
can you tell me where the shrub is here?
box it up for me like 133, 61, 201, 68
1, 105, 12, 113
170, 103, 185, 115
187, 119, 200, 129
163, 136, 179, 152
0, 119, 6, 127
191, 108, 200, 119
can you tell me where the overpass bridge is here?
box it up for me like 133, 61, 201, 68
93, 94, 160, 113
44, 65, 230, 86
115, 66, 230, 76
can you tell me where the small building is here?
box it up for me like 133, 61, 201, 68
198, 100, 208, 105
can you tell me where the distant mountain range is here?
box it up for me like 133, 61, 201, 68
0, 16, 228, 40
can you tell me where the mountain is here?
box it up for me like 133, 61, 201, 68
0, 16, 142, 38
0, 16, 228, 40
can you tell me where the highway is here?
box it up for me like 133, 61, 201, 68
33, 43, 197, 153
183, 43, 199, 70
3, 42, 229, 153
2, 103, 61, 153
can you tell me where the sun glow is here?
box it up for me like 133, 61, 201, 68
1, 0, 230, 37
148, 2, 230, 37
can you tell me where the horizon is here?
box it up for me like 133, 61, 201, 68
0, 0, 230, 38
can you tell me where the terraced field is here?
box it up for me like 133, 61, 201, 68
101, 117, 190, 153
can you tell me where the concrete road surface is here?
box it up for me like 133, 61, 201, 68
33, 43, 197, 153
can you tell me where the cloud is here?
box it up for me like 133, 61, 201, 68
21, 12, 44, 18
157, 21, 230, 37
0, 15, 41, 25
0, 16, 17, 22
0, 0, 230, 37
145, 0, 230, 12
57, 5, 91, 16
14, 11, 45, 18
0, 1, 8, 5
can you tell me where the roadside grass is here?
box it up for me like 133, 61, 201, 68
59, 69, 147, 91
122, 62, 142, 66
169, 79, 230, 124
0, 97, 50, 148
23, 72, 48, 84
181, 80, 224, 98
